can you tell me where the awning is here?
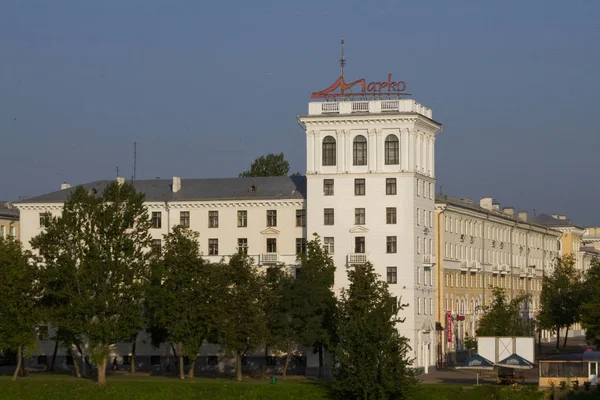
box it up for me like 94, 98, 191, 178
496, 353, 534, 370
455, 354, 495, 370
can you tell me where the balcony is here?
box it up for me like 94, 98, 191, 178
500, 265, 508, 275
519, 268, 527, 278
460, 260, 468, 272
348, 253, 368, 265
308, 99, 433, 119
492, 264, 500, 274
259, 253, 280, 265
469, 261, 481, 273
423, 254, 435, 267
527, 267, 536, 278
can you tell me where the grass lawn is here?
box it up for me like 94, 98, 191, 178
0, 375, 332, 400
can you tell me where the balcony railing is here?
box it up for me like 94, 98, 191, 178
469, 261, 481, 272
348, 253, 368, 265
500, 265, 508, 275
351, 101, 369, 112
492, 264, 500, 274
423, 254, 435, 267
519, 268, 527, 278
260, 253, 280, 265
460, 260, 468, 272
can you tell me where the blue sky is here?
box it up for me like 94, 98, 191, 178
1, 1, 599, 224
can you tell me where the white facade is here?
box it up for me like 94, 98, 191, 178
299, 99, 442, 369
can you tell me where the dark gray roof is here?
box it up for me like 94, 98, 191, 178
17, 176, 307, 204
0, 202, 19, 219
435, 194, 558, 232
530, 213, 582, 229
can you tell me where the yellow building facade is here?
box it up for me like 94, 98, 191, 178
434, 195, 561, 366
0, 201, 19, 240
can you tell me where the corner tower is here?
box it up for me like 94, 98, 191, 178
298, 74, 442, 370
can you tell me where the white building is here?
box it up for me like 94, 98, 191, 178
16, 95, 441, 372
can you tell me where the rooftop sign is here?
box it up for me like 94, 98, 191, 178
311, 74, 408, 99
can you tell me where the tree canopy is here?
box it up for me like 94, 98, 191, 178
476, 287, 532, 337
31, 183, 153, 385
0, 237, 39, 381
239, 153, 291, 177
333, 262, 415, 400
580, 257, 600, 348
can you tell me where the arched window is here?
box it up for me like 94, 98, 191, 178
322, 136, 336, 166
353, 135, 367, 165
385, 134, 399, 165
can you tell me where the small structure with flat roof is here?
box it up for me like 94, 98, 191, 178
539, 350, 600, 387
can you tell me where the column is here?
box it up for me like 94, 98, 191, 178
314, 131, 320, 173
337, 130, 345, 173
408, 129, 415, 172
376, 129, 383, 172
401, 128, 409, 171
307, 130, 315, 173
368, 129, 376, 172
345, 130, 352, 172
431, 137, 436, 177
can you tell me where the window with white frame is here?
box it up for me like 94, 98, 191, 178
323, 237, 334, 254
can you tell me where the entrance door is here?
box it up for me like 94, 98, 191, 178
589, 362, 598, 385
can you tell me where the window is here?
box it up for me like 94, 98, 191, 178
36, 325, 49, 341
386, 178, 397, 195
417, 267, 421, 284
386, 207, 397, 224
354, 178, 365, 195
322, 136, 336, 166
387, 267, 397, 284
417, 208, 421, 226
266, 210, 277, 227
179, 211, 190, 227
323, 179, 334, 195
324, 208, 334, 225
296, 209, 306, 227
324, 237, 334, 254
355, 208, 366, 225
266, 356, 277, 366
39, 212, 50, 228
417, 179, 421, 196
237, 210, 247, 227
208, 211, 219, 228
417, 297, 421, 315
386, 236, 397, 253
392, 296, 398, 313
208, 239, 218, 255
151, 212, 162, 229
151, 356, 161, 366
385, 134, 399, 165
355, 236, 365, 253
0, 226, 4, 238
353, 135, 367, 165
207, 356, 218, 366
66, 355, 74, 365
296, 238, 307, 255
238, 238, 248, 255
152, 239, 162, 255
267, 238, 277, 253
417, 236, 421, 254
37, 355, 48, 365
429, 211, 433, 228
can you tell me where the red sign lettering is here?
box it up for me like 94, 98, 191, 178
446, 311, 452, 343
311, 73, 408, 99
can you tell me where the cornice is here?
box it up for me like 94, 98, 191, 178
15, 204, 63, 211
166, 201, 305, 209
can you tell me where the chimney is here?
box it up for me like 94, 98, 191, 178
552, 214, 558, 219
479, 197, 493, 211
492, 202, 500, 211
517, 211, 528, 221
503, 207, 515, 216
61, 182, 71, 190
116, 177, 125, 185
172, 177, 181, 193
559, 215, 566, 220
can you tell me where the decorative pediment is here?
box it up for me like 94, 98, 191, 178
260, 227, 280, 235
349, 226, 369, 234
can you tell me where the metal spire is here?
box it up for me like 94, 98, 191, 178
340, 38, 346, 78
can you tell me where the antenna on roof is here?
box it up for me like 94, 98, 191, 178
340, 38, 346, 78
133, 142, 137, 182
116, 166, 120, 177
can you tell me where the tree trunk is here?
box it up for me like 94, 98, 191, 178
283, 350, 292, 380
261, 346, 268, 379
178, 342, 185, 380
97, 356, 108, 386
236, 351, 243, 382
50, 340, 59, 372
70, 347, 82, 378
131, 340, 136, 374
563, 326, 569, 348
556, 326, 561, 350
77, 344, 92, 375
188, 360, 196, 378
318, 344, 323, 378
12, 344, 22, 381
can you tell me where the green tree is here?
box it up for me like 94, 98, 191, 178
214, 253, 265, 381
580, 257, 600, 348
538, 255, 584, 349
146, 226, 216, 379
260, 266, 296, 379
476, 287, 532, 337
31, 183, 153, 385
333, 262, 415, 400
0, 237, 39, 381
239, 153, 290, 177
291, 234, 337, 377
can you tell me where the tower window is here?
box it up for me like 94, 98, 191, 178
385, 134, 399, 165
386, 178, 397, 195
322, 136, 336, 166
323, 179, 334, 195
353, 135, 367, 166
355, 208, 366, 225
354, 179, 366, 195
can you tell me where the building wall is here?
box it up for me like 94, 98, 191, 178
435, 198, 561, 363
0, 217, 18, 240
